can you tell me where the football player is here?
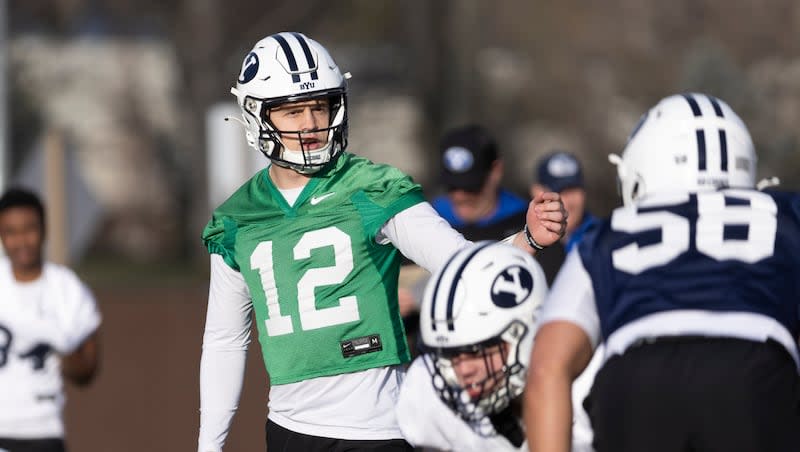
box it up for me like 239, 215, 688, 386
197, 32, 567, 452
395, 241, 600, 451
526, 93, 800, 452
0, 188, 101, 452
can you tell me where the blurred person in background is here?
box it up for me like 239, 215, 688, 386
0, 188, 102, 452
197, 32, 567, 452
396, 241, 599, 452
526, 93, 800, 452
432, 124, 529, 241
530, 151, 598, 285
398, 125, 530, 341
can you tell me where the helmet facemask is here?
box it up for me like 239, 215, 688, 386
239, 88, 347, 174
425, 320, 529, 433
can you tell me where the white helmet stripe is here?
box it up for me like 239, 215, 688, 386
272, 34, 301, 83
428, 250, 462, 332
684, 93, 731, 175
430, 241, 494, 332
290, 32, 319, 80
682, 93, 702, 116
705, 94, 729, 172
708, 95, 725, 117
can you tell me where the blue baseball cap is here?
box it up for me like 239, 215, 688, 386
536, 151, 584, 193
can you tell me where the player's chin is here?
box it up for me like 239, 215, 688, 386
9, 250, 39, 268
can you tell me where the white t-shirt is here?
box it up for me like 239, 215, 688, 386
0, 259, 101, 439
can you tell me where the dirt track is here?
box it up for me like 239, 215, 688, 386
63, 284, 270, 452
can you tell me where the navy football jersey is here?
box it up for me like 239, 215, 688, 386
578, 189, 800, 342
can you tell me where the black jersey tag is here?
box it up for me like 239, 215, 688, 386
341, 334, 382, 358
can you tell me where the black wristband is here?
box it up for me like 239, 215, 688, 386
523, 224, 545, 250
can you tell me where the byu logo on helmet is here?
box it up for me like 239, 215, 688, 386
491, 266, 533, 308
238, 52, 259, 84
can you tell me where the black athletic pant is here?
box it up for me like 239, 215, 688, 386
585, 337, 800, 452
0, 438, 65, 452
266, 419, 413, 452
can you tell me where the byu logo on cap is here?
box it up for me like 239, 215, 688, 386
547, 153, 579, 178
443, 147, 475, 173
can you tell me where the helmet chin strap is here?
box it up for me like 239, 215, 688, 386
269, 128, 337, 174
281, 140, 333, 162
276, 144, 333, 174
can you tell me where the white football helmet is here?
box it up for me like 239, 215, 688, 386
420, 241, 546, 427
609, 93, 757, 206
230, 32, 349, 174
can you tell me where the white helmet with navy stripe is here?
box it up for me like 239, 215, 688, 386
609, 93, 757, 206
420, 241, 546, 425
230, 31, 349, 174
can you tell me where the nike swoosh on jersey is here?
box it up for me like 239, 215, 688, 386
310, 192, 335, 205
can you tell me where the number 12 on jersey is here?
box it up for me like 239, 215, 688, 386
250, 226, 361, 336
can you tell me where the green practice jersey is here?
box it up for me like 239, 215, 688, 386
202, 153, 426, 385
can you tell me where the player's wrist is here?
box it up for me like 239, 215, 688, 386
523, 224, 545, 251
